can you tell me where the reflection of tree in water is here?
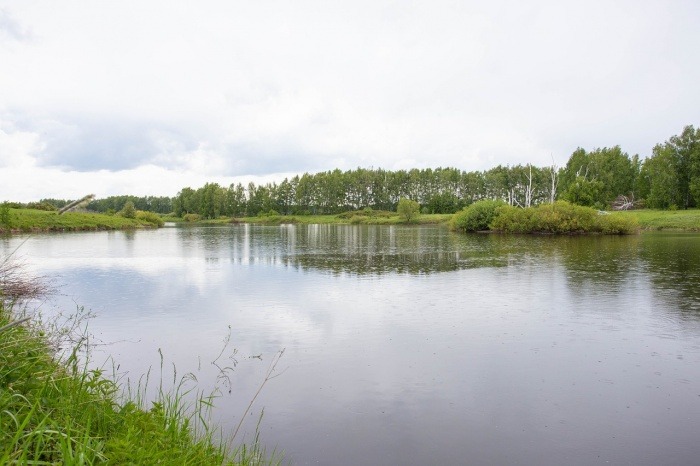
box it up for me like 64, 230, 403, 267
170, 225, 700, 317
282, 226, 513, 275
557, 235, 643, 291
555, 232, 700, 320
177, 224, 289, 260
285, 251, 507, 275
173, 223, 633, 276
638, 233, 700, 317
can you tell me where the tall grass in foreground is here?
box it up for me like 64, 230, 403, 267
0, 254, 281, 465
0, 303, 282, 465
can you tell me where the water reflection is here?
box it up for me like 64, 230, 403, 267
638, 233, 700, 317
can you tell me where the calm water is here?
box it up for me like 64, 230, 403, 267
4, 225, 700, 465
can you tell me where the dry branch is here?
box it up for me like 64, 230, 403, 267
0, 257, 50, 303
58, 194, 96, 215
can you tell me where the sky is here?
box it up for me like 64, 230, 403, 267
1, 0, 699, 202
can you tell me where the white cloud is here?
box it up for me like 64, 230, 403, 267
0, 0, 699, 201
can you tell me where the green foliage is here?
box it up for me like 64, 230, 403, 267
1, 208, 160, 232
559, 146, 639, 207
88, 195, 173, 214
493, 201, 598, 233
25, 201, 57, 211
639, 125, 700, 209
39, 198, 71, 209
119, 200, 136, 219
597, 213, 640, 234
618, 209, 700, 231
0, 203, 11, 229
488, 201, 639, 234
562, 176, 606, 208
183, 213, 201, 222
337, 209, 394, 220
0, 303, 275, 465
135, 210, 165, 227
424, 191, 462, 214
257, 209, 280, 217
397, 198, 420, 222
450, 199, 506, 232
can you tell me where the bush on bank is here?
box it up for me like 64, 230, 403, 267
135, 209, 165, 227
451, 200, 639, 235
450, 200, 506, 232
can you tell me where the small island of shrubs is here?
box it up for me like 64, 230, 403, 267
451, 200, 639, 235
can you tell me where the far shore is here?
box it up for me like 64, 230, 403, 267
3, 207, 700, 235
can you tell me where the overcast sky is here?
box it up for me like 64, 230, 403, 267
1, 1, 699, 202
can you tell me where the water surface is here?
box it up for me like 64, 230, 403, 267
4, 225, 700, 465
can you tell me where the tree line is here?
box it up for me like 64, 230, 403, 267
168, 125, 697, 219
34, 125, 699, 218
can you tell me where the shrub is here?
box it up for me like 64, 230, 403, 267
531, 201, 598, 233
397, 198, 420, 222
485, 201, 638, 235
135, 210, 164, 227
25, 202, 57, 211
597, 213, 639, 234
119, 201, 136, 219
0, 203, 11, 229
183, 213, 201, 222
451, 199, 506, 232
489, 205, 534, 233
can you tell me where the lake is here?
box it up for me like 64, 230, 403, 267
3, 224, 700, 465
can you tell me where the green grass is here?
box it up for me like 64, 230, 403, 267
233, 212, 453, 225
616, 209, 700, 231
0, 208, 161, 234
0, 303, 276, 465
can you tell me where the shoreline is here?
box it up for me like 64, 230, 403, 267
3, 208, 700, 234
0, 208, 162, 235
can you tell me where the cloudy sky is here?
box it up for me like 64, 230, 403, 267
1, 1, 698, 202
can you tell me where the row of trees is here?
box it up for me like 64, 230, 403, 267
172, 165, 562, 219
32, 196, 173, 214
31, 125, 697, 218
168, 125, 698, 219
85, 196, 173, 214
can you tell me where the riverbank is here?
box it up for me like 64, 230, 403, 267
452, 203, 699, 234
167, 211, 453, 226
0, 208, 162, 234
239, 211, 453, 225
616, 209, 700, 231
0, 303, 265, 464
168, 208, 700, 231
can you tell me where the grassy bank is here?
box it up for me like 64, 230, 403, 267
0, 208, 163, 234
0, 303, 262, 464
169, 207, 700, 231
233, 211, 453, 226
616, 209, 700, 231
0, 256, 276, 465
